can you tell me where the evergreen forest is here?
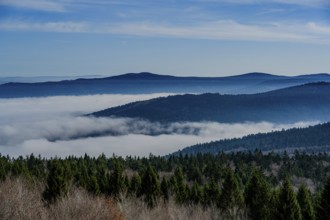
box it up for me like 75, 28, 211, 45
1, 151, 330, 219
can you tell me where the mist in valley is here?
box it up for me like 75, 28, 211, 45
0, 94, 318, 158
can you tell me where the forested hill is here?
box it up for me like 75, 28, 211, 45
91, 82, 330, 123
173, 122, 330, 156
1, 72, 330, 98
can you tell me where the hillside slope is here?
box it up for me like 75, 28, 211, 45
172, 122, 330, 155
91, 82, 330, 123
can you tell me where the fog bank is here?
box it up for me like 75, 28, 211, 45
0, 95, 318, 158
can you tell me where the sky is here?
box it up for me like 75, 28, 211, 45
1, 0, 330, 77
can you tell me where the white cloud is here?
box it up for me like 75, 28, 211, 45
1, 20, 330, 44
273, 0, 329, 8
200, 0, 330, 8
0, 94, 318, 158
0, 20, 88, 33
109, 20, 306, 42
2, 134, 207, 158
0, 0, 67, 12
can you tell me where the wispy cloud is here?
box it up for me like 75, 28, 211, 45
109, 20, 306, 42
257, 8, 295, 15
273, 0, 329, 8
200, 0, 330, 8
0, 0, 67, 12
1, 19, 330, 44
0, 20, 88, 33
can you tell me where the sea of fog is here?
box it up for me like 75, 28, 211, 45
0, 94, 317, 158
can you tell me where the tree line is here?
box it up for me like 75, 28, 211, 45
176, 122, 330, 155
0, 151, 330, 219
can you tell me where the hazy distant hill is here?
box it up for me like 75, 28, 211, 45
172, 122, 330, 155
91, 82, 330, 123
1, 72, 330, 98
0, 75, 102, 85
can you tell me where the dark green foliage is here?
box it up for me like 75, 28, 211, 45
186, 164, 203, 184
11, 157, 31, 179
316, 175, 330, 220
1, 151, 330, 214
88, 175, 100, 195
0, 158, 7, 181
108, 160, 125, 199
190, 181, 203, 205
218, 169, 244, 215
176, 122, 330, 156
43, 160, 69, 204
275, 178, 302, 220
203, 178, 220, 206
140, 164, 160, 208
27, 154, 46, 179
129, 173, 141, 197
173, 168, 188, 204
245, 169, 272, 220
297, 183, 315, 220
160, 177, 169, 202
75, 161, 89, 188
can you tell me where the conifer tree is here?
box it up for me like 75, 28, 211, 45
140, 164, 160, 208
218, 168, 244, 217
108, 160, 125, 200
0, 158, 6, 181
173, 168, 188, 204
11, 159, 30, 179
97, 166, 109, 194
76, 161, 89, 188
245, 169, 272, 220
190, 181, 203, 205
275, 178, 302, 220
203, 178, 220, 206
316, 175, 330, 220
160, 177, 169, 202
43, 160, 69, 204
88, 174, 100, 195
297, 184, 315, 220
129, 173, 141, 197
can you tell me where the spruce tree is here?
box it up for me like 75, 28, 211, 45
297, 184, 315, 220
43, 160, 69, 204
160, 177, 169, 202
245, 169, 272, 220
97, 166, 109, 194
129, 173, 141, 197
203, 178, 220, 206
316, 175, 330, 220
140, 164, 160, 208
190, 181, 203, 205
218, 168, 244, 217
0, 158, 6, 181
76, 161, 89, 188
88, 175, 100, 195
108, 160, 125, 200
275, 178, 302, 220
173, 168, 188, 204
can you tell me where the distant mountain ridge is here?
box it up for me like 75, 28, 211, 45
91, 82, 330, 124
172, 122, 330, 155
1, 72, 330, 98
106, 72, 177, 80
0, 75, 102, 85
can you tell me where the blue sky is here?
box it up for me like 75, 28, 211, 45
1, 0, 330, 77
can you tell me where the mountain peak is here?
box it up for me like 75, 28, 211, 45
228, 72, 283, 79
108, 72, 175, 80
